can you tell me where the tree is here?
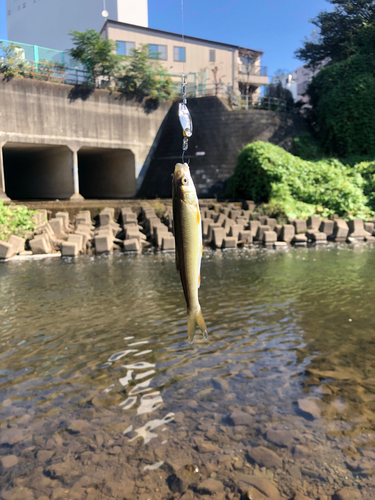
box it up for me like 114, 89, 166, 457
262, 81, 294, 110
69, 30, 121, 81
119, 44, 174, 102
295, 0, 375, 67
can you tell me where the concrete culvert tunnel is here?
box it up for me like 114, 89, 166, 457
78, 147, 136, 199
3, 143, 74, 200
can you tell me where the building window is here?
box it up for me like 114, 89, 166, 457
174, 46, 186, 62
149, 44, 167, 60
116, 41, 135, 56
209, 49, 215, 62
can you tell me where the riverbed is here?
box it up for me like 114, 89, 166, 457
0, 245, 375, 499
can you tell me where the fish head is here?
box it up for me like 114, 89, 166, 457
172, 163, 197, 204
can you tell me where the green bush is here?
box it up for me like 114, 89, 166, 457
293, 133, 324, 160
0, 202, 37, 241
228, 141, 372, 220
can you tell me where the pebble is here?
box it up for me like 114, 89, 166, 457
0, 428, 24, 446
0, 455, 18, 468
333, 487, 362, 500
228, 410, 255, 426
298, 398, 321, 419
247, 446, 283, 469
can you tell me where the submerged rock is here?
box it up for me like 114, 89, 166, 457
297, 398, 321, 419
247, 446, 282, 469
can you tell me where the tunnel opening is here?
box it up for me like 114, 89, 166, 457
3, 143, 74, 200
78, 147, 136, 199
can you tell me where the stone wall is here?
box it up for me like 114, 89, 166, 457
138, 97, 310, 198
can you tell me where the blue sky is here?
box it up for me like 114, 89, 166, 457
0, 0, 330, 76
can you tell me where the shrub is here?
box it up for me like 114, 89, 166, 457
0, 202, 36, 241
228, 141, 372, 220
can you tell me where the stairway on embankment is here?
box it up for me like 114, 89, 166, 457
138, 96, 309, 198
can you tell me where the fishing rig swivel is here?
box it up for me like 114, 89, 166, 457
179, 76, 193, 163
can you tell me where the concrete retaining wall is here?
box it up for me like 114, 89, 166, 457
0, 79, 171, 200
139, 97, 310, 198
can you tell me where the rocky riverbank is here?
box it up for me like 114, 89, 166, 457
1, 200, 375, 261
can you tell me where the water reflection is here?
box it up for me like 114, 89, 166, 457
0, 247, 375, 499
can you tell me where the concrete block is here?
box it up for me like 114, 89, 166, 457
228, 224, 242, 240
29, 236, 51, 254
202, 218, 212, 238
222, 208, 230, 217
223, 218, 235, 234
223, 237, 237, 248
245, 200, 255, 211
0, 240, 16, 259
76, 224, 92, 235
274, 224, 283, 239
307, 216, 321, 230
102, 207, 115, 218
267, 218, 277, 230
123, 213, 137, 224
146, 216, 160, 234
263, 231, 277, 243
153, 224, 168, 240
364, 222, 374, 233
306, 230, 327, 243
319, 220, 334, 237
236, 217, 247, 227
154, 226, 169, 247
124, 238, 140, 252
293, 234, 307, 245
214, 213, 226, 225
49, 218, 64, 235
259, 216, 269, 225
229, 209, 241, 220
281, 224, 295, 243
7, 235, 25, 254
55, 212, 70, 231
213, 227, 225, 248
61, 241, 79, 257
332, 219, 349, 240
95, 235, 113, 253
274, 242, 288, 249
239, 230, 253, 244
255, 225, 271, 241
125, 228, 144, 242
241, 210, 252, 221
68, 234, 83, 250
99, 212, 114, 226
207, 223, 221, 243
249, 221, 261, 235
161, 236, 175, 251
75, 231, 89, 247
348, 218, 366, 239
293, 219, 307, 234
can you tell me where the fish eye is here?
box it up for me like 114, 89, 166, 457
181, 177, 188, 185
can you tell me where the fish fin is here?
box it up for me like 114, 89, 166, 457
187, 309, 208, 344
198, 272, 201, 289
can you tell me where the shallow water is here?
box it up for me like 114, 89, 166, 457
1, 246, 375, 500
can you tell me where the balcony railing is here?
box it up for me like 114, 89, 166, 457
238, 65, 267, 76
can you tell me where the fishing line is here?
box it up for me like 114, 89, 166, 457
178, 0, 193, 164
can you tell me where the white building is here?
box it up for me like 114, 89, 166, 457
6, 0, 148, 52
296, 59, 329, 101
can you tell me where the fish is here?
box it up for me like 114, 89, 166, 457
172, 163, 207, 343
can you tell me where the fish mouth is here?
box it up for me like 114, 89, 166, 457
174, 163, 189, 175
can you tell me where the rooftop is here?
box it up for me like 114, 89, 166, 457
101, 20, 263, 56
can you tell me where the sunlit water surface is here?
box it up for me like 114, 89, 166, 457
1, 246, 375, 500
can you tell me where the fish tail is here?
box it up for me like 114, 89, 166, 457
187, 309, 208, 344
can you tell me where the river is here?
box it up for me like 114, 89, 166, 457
0, 245, 374, 499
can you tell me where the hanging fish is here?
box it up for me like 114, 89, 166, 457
172, 163, 207, 343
